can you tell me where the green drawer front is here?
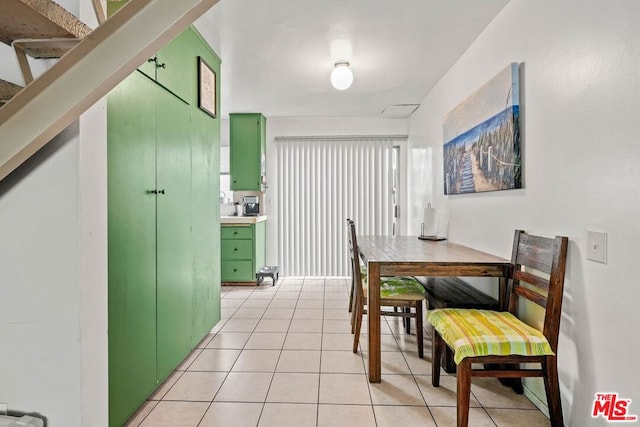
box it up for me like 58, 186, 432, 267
221, 239, 253, 260
221, 226, 253, 239
221, 260, 254, 282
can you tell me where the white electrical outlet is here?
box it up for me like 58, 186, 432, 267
0, 402, 7, 415
587, 231, 607, 264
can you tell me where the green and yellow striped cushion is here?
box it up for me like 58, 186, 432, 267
378, 276, 425, 299
426, 309, 554, 364
360, 264, 425, 299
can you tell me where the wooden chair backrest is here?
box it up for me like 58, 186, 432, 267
507, 230, 569, 352
346, 219, 363, 296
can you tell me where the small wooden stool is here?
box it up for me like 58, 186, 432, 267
256, 266, 279, 286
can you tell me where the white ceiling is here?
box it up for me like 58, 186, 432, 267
194, 0, 510, 118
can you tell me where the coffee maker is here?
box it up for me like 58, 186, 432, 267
242, 196, 260, 216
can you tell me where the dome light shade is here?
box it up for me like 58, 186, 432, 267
330, 61, 353, 90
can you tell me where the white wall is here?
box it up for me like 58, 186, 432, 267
0, 127, 82, 425
0, 1, 108, 425
78, 1, 109, 421
264, 117, 409, 267
0, 101, 107, 427
406, 0, 640, 424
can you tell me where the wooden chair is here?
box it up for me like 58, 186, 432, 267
347, 218, 414, 335
347, 220, 427, 357
428, 230, 568, 427
347, 218, 356, 314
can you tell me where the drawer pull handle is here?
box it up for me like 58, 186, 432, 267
234, 248, 238, 251
234, 231, 238, 235
233, 268, 237, 272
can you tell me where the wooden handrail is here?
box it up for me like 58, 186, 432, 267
0, 0, 219, 182
92, 0, 107, 24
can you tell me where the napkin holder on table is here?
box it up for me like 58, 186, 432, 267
418, 203, 446, 241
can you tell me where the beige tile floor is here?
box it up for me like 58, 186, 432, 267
125, 277, 549, 427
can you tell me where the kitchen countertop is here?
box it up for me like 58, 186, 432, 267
220, 215, 268, 224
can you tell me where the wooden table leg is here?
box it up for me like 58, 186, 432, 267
498, 275, 507, 311
368, 262, 381, 383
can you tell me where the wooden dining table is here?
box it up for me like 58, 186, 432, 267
357, 235, 510, 383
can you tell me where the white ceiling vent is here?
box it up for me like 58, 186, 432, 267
381, 104, 420, 118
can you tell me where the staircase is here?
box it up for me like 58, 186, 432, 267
0, 0, 219, 182
0, 0, 92, 84
0, 79, 23, 106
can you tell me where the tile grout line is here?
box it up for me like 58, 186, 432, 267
137, 297, 241, 426
224, 279, 296, 423
196, 288, 258, 427
315, 277, 326, 427
131, 278, 546, 426
200, 282, 282, 426
398, 305, 441, 425
254, 277, 301, 427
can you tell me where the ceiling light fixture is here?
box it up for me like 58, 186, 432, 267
330, 61, 353, 91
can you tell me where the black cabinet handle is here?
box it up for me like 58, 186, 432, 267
233, 231, 238, 235
233, 268, 237, 272
158, 189, 165, 194
234, 248, 238, 251
147, 56, 165, 69
147, 189, 157, 194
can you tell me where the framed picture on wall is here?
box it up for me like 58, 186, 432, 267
198, 56, 216, 118
442, 63, 521, 195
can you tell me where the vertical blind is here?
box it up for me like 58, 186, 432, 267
277, 136, 398, 277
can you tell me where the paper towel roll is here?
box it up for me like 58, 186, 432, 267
422, 204, 436, 236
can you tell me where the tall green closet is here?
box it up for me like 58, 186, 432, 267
107, 27, 221, 427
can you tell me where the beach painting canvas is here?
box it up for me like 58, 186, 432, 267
443, 63, 521, 195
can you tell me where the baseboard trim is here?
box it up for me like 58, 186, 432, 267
524, 384, 550, 418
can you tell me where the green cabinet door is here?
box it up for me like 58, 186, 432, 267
108, 24, 222, 426
105, 10, 192, 102
155, 90, 193, 381
137, 57, 157, 82
221, 260, 254, 281
156, 29, 192, 103
220, 222, 266, 282
230, 113, 265, 191
221, 239, 254, 259
107, 72, 158, 427
189, 28, 221, 345
221, 226, 253, 239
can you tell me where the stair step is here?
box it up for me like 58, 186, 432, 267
0, 0, 219, 183
0, 0, 91, 58
0, 79, 24, 105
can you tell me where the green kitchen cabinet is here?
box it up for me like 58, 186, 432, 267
155, 87, 193, 380
188, 28, 222, 346
138, 29, 192, 103
108, 26, 221, 427
107, 1, 192, 103
109, 72, 194, 427
107, 72, 158, 427
221, 221, 266, 283
153, 30, 192, 102
229, 113, 266, 191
